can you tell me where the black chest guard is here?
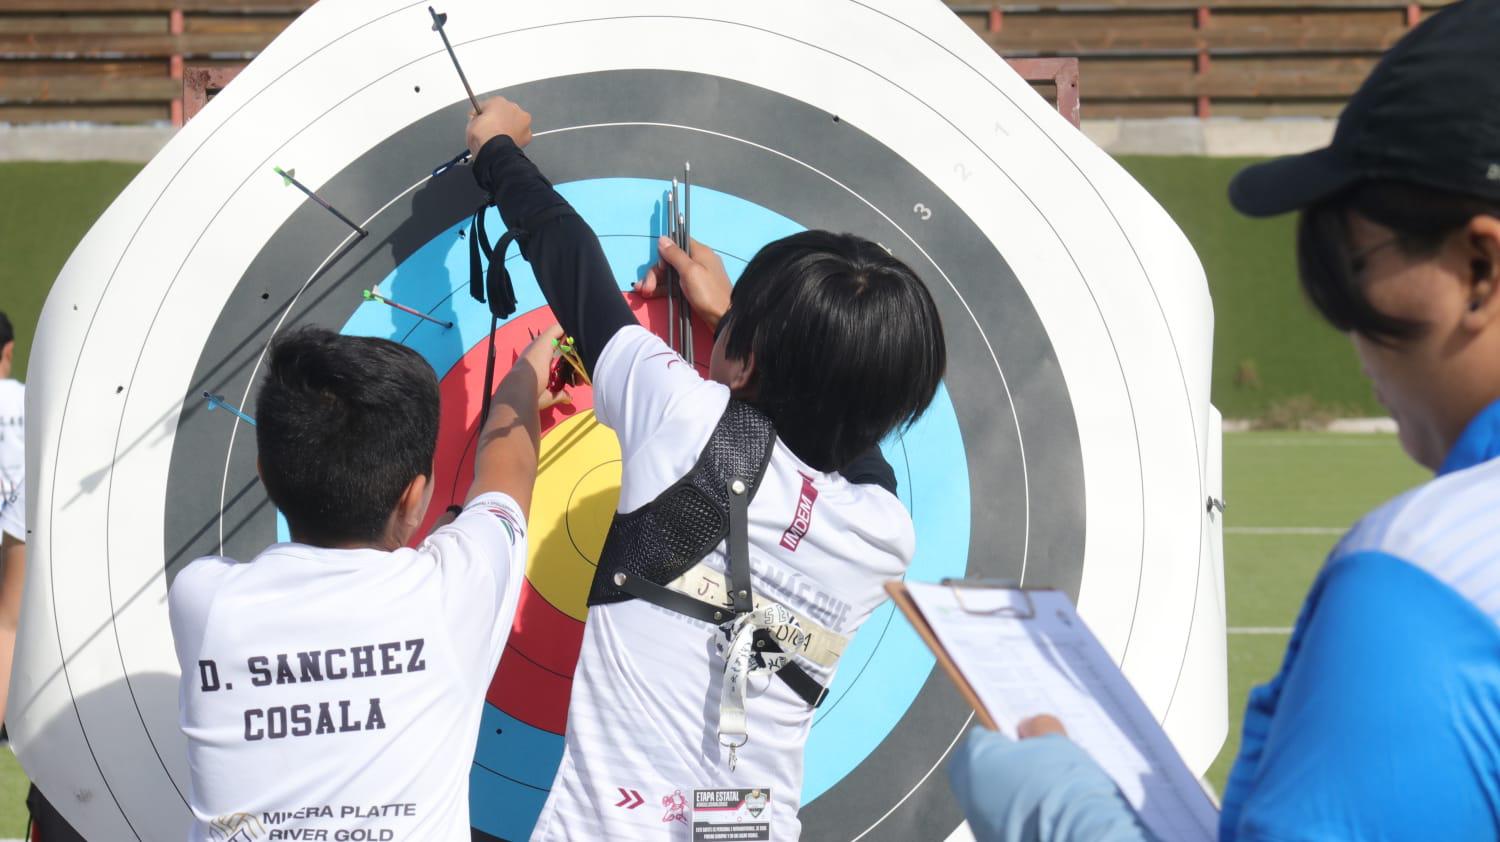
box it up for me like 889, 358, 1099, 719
588, 399, 831, 709
588, 399, 777, 606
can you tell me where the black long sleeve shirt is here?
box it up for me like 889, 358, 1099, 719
472, 134, 898, 494
473, 135, 633, 373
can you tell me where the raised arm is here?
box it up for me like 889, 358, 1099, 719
466, 98, 635, 372
465, 325, 567, 516
0, 531, 24, 726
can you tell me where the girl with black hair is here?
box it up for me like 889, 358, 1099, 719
464, 98, 946, 840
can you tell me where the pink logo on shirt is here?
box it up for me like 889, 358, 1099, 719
485, 504, 524, 544
779, 473, 819, 552
645, 351, 684, 369
661, 789, 688, 824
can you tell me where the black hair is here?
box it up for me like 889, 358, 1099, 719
0, 311, 12, 350
722, 230, 947, 472
256, 326, 440, 546
1298, 180, 1500, 344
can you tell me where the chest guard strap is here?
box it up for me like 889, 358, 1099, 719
588, 399, 777, 606
590, 399, 833, 709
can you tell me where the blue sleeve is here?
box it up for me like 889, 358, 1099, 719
947, 730, 1155, 842
1222, 551, 1500, 841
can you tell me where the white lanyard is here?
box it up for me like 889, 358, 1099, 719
715, 602, 798, 770
667, 567, 849, 668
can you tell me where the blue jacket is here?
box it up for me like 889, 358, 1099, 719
950, 400, 1500, 841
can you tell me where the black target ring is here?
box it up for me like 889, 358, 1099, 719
158, 70, 1084, 841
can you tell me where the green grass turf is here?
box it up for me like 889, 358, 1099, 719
0, 164, 141, 833
0, 157, 1385, 422
1221, 533, 1333, 630
0, 748, 28, 837
1116, 156, 1383, 420
0, 162, 1437, 824
0, 434, 1426, 828
0, 162, 143, 381
1204, 430, 1431, 791
1208, 634, 1288, 799
1226, 432, 1430, 529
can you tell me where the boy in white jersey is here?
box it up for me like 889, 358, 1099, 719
169, 324, 564, 841
0, 310, 26, 727
463, 99, 947, 840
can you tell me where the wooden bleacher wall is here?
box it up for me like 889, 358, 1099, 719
0, 1, 1459, 125
951, 0, 1456, 118
0, 0, 310, 125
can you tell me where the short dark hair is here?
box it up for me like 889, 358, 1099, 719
1298, 180, 1500, 344
0, 311, 13, 349
722, 230, 947, 472
256, 327, 440, 546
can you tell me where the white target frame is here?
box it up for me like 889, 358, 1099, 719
12, 1, 1226, 839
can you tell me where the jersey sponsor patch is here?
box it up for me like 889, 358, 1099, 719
209, 812, 263, 841
778, 474, 818, 552
660, 789, 690, 825
612, 787, 645, 811
645, 350, 686, 370
692, 788, 771, 841
478, 501, 525, 544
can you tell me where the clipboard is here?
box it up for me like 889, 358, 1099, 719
884, 577, 1220, 842
884, 578, 1030, 730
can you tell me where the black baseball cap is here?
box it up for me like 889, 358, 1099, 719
1230, 0, 1500, 218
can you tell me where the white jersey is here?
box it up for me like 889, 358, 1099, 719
0, 476, 20, 542
169, 492, 528, 842
531, 326, 915, 841
0, 378, 22, 539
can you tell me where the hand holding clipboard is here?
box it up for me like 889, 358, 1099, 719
887, 580, 1217, 842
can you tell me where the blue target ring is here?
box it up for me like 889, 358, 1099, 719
329, 178, 968, 838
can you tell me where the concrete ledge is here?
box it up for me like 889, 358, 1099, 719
1221, 417, 1396, 433
1326, 417, 1398, 434
3, 117, 1338, 162
0, 123, 174, 163
1082, 117, 1336, 158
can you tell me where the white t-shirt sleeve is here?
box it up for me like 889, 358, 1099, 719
0, 476, 23, 542
167, 556, 233, 677
593, 324, 728, 459
421, 492, 529, 675
0, 380, 25, 543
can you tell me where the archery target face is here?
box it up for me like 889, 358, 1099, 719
171, 72, 1068, 840
12, 3, 1226, 841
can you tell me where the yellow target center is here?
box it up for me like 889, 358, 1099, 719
527, 410, 623, 620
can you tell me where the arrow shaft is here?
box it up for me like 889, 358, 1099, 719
557, 347, 590, 385
430, 8, 481, 112
203, 392, 257, 426
277, 169, 368, 237
368, 291, 453, 329
666, 183, 677, 354
432, 148, 471, 178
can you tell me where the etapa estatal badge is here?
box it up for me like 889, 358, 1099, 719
692, 788, 770, 841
